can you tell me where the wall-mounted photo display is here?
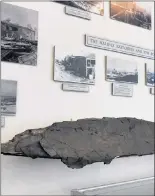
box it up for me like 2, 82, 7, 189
1, 80, 17, 116
146, 62, 155, 87
105, 56, 138, 84
150, 88, 154, 95
110, 2, 152, 30
54, 46, 96, 85
1, 2, 38, 66
1, 116, 5, 128
54, 1, 104, 15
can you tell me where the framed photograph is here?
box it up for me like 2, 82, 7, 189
150, 88, 154, 95
1, 80, 17, 116
105, 56, 138, 84
146, 62, 155, 87
54, 46, 95, 85
1, 2, 38, 66
54, 1, 104, 15
1, 116, 5, 128
110, 2, 152, 30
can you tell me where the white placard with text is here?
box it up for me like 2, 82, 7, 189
112, 83, 133, 97
85, 35, 154, 60
62, 83, 89, 92
65, 6, 91, 20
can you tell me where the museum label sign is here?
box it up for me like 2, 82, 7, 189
85, 35, 154, 60
112, 83, 133, 97
62, 83, 89, 92
65, 6, 91, 20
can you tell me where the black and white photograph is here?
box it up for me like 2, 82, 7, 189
1, 80, 17, 116
110, 2, 152, 30
106, 56, 138, 84
54, 47, 95, 84
1, 2, 38, 66
1, 116, 5, 128
146, 63, 155, 87
54, 1, 104, 15
150, 88, 154, 95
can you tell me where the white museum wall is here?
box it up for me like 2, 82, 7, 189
1, 2, 154, 195
1, 1, 154, 142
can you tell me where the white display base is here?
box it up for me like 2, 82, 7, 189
1, 154, 154, 195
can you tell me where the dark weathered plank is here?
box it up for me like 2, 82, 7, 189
1, 117, 154, 168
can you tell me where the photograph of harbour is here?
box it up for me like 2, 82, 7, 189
106, 56, 138, 84
146, 63, 155, 87
1, 80, 17, 116
54, 1, 104, 15
110, 1, 152, 30
1, 2, 38, 66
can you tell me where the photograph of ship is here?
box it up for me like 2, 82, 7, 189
1, 3, 38, 66
1, 80, 17, 116
146, 63, 155, 87
54, 46, 95, 84
110, 1, 151, 30
54, 1, 104, 15
106, 56, 138, 84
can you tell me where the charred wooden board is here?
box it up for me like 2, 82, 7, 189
1, 117, 154, 169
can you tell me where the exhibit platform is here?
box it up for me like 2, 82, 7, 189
1, 154, 154, 195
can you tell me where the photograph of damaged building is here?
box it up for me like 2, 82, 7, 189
1, 3, 38, 66
54, 47, 95, 84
